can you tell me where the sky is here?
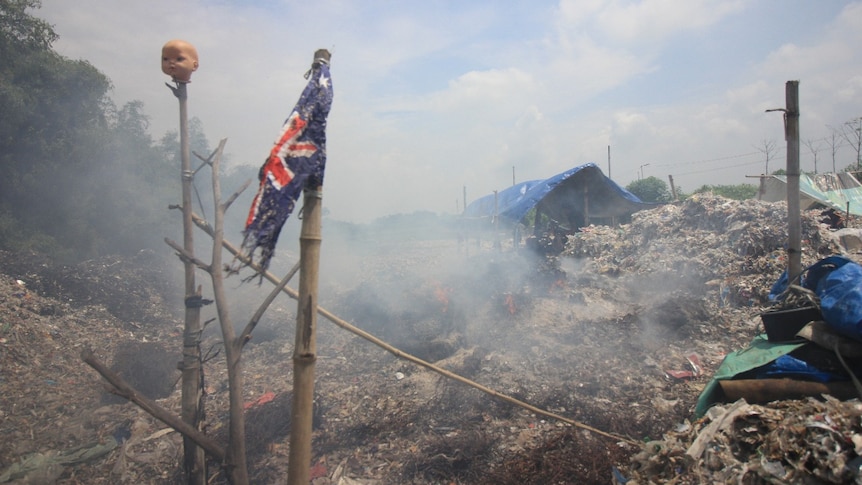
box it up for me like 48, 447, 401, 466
35, 0, 862, 223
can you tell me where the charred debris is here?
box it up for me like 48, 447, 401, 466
3, 194, 862, 483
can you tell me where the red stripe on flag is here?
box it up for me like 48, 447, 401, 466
266, 154, 295, 188
270, 114, 307, 161
245, 189, 261, 228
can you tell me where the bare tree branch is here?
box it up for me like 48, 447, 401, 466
81, 349, 226, 461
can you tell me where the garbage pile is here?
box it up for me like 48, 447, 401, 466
602, 195, 862, 484
2, 193, 862, 484
565, 193, 837, 305
625, 396, 862, 484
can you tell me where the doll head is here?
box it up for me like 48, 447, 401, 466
161, 39, 199, 82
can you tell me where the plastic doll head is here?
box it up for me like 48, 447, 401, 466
161, 39, 199, 82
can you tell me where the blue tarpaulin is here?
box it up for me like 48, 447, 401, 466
463, 163, 656, 228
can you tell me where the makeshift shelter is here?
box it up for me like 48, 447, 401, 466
463, 163, 657, 231
757, 172, 862, 215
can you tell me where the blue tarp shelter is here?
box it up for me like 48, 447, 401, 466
463, 163, 657, 229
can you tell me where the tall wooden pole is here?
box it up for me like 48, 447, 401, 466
170, 81, 206, 485
287, 187, 323, 485
785, 80, 802, 283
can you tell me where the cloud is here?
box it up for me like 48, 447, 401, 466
592, 0, 746, 44
33, 0, 862, 222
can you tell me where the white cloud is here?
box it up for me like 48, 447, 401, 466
595, 0, 746, 44
33, 0, 862, 222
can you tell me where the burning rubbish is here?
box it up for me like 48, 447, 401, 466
2, 194, 862, 483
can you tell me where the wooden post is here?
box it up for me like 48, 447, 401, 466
168, 80, 206, 485
785, 81, 802, 283
287, 187, 323, 485
668, 175, 677, 201
755, 174, 766, 200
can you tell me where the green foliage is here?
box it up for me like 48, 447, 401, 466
0, 0, 56, 54
625, 176, 673, 203
0, 0, 207, 262
691, 184, 758, 200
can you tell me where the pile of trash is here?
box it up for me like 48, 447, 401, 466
566, 194, 836, 305
604, 195, 862, 484
625, 396, 862, 484
3, 193, 862, 483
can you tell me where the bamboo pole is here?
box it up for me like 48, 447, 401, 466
287, 188, 324, 485
166, 80, 206, 484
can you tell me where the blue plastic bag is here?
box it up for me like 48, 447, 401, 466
770, 256, 862, 342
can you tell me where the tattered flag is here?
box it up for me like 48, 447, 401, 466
241, 51, 333, 272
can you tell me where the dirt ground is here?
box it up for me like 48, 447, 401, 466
1, 194, 861, 484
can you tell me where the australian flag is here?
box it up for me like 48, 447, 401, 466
242, 50, 333, 272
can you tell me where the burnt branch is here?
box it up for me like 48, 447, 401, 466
80, 349, 226, 461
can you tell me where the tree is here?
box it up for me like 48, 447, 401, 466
0, 0, 189, 260
0, 0, 114, 258
840, 117, 862, 171
626, 176, 673, 203
826, 125, 846, 173
754, 139, 777, 175
0, 0, 56, 53
803, 138, 823, 174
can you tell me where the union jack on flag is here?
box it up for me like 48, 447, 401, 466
242, 51, 333, 272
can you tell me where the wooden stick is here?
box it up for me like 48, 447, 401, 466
239, 260, 300, 347
81, 349, 225, 461
209, 138, 250, 484
170, 79, 207, 484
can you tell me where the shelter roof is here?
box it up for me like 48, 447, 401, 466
463, 163, 657, 228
